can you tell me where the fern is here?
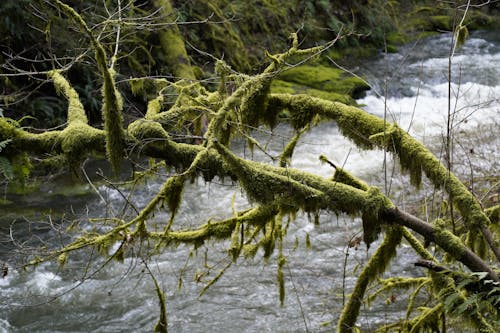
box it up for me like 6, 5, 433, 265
0, 138, 12, 152
0, 156, 14, 180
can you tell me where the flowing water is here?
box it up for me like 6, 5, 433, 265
1, 31, 499, 332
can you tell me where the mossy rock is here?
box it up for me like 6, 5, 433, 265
270, 80, 353, 105
429, 15, 453, 31
276, 65, 370, 100
466, 11, 498, 29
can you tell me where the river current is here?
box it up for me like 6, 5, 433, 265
1, 31, 499, 332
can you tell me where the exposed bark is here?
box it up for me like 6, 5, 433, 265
383, 208, 499, 282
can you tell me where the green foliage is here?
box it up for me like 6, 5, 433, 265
0, 155, 13, 180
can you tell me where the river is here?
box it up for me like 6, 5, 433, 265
1, 31, 499, 332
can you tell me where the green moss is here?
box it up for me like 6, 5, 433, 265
0, 118, 18, 142
386, 32, 407, 45
338, 227, 403, 333
146, 95, 165, 119
153, 0, 195, 80
429, 15, 453, 31
49, 0, 126, 175
485, 205, 499, 224
433, 219, 466, 259
332, 168, 369, 191
277, 252, 286, 306
239, 75, 272, 129
271, 80, 353, 104
60, 123, 103, 167
213, 141, 323, 209
228, 220, 242, 261
153, 204, 278, 245
362, 187, 394, 247
277, 65, 369, 99
160, 176, 185, 229
128, 119, 170, 140
279, 128, 305, 167
48, 70, 88, 124
408, 304, 443, 333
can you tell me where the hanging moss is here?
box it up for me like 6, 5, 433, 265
485, 205, 499, 225
213, 140, 323, 209
338, 227, 403, 333
279, 128, 306, 167
228, 220, 242, 261
161, 176, 185, 229
151, 272, 168, 333
407, 304, 443, 333
49, 0, 126, 175
361, 187, 394, 248
277, 252, 286, 306
152, 204, 278, 245
101, 70, 125, 175
239, 76, 272, 129
269, 93, 499, 260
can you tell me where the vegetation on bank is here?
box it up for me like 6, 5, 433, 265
1, 0, 499, 332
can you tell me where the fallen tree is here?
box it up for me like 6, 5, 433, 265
1, 1, 499, 332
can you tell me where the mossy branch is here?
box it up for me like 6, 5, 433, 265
50, 0, 125, 175
48, 70, 88, 124
338, 227, 403, 333
269, 93, 500, 262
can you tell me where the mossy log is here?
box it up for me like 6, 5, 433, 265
1, 3, 499, 332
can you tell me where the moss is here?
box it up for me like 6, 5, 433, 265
0, 118, 19, 143
153, 204, 278, 245
57, 252, 68, 267
279, 128, 305, 167
386, 31, 408, 45
271, 80, 354, 105
228, 220, 242, 261
433, 219, 466, 259
101, 70, 125, 175
60, 123, 104, 167
153, 0, 195, 80
270, 94, 494, 252
48, 70, 88, 124
128, 119, 170, 141
338, 227, 403, 333
277, 252, 286, 306
332, 168, 368, 191
151, 272, 168, 333
367, 276, 430, 305
402, 228, 434, 261
213, 141, 323, 209
485, 205, 499, 224
161, 176, 184, 229
362, 187, 394, 248
146, 95, 165, 119
408, 304, 443, 333
50, 0, 126, 175
277, 65, 370, 100
429, 15, 453, 31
